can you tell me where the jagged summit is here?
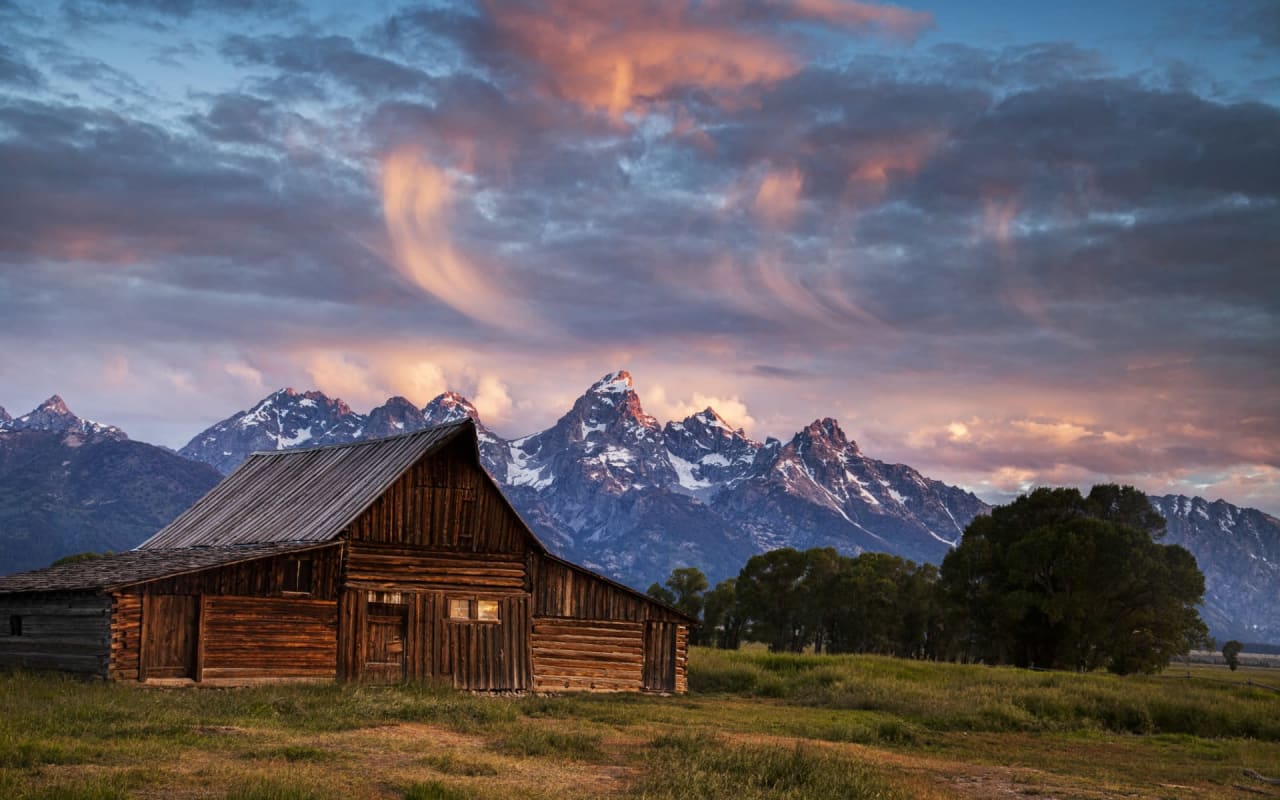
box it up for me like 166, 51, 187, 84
424, 391, 481, 425
365, 396, 427, 439
797, 418, 858, 452
590, 370, 633, 394
4, 395, 127, 440
0, 406, 9, 425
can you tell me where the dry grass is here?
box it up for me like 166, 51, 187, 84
2, 650, 1279, 799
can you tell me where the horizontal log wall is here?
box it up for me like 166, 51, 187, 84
201, 596, 337, 681
675, 624, 688, 694
109, 592, 142, 681
139, 545, 341, 600
347, 439, 528, 554
345, 542, 528, 593
530, 618, 644, 692
531, 556, 686, 623
0, 593, 110, 677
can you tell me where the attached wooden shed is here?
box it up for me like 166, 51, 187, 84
0, 421, 691, 692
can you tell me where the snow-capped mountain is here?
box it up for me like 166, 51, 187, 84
1152, 495, 1280, 643
711, 418, 988, 566
178, 389, 361, 473
664, 407, 759, 496
167, 372, 1279, 644
5, 381, 1280, 644
1, 395, 127, 441
0, 397, 219, 574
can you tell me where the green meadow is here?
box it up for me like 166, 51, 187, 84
2, 648, 1278, 799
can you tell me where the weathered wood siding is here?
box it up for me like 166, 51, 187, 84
338, 586, 529, 690
674, 624, 689, 693
0, 593, 111, 677
138, 545, 341, 600
531, 555, 686, 623
141, 594, 199, 679
201, 596, 336, 681
530, 618, 644, 692
104, 546, 341, 683
109, 592, 142, 680
345, 542, 527, 593
347, 440, 528, 554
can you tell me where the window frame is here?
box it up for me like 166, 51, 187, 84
446, 596, 501, 623
281, 557, 314, 595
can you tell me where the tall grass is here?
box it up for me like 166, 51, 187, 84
689, 647, 1280, 739
634, 732, 909, 800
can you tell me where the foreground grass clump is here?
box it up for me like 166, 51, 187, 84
635, 732, 908, 800
689, 647, 1280, 740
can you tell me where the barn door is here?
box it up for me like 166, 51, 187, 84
364, 602, 408, 683
643, 621, 677, 692
142, 595, 199, 680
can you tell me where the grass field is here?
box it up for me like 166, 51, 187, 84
2, 648, 1279, 799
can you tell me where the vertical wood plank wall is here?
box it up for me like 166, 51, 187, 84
346, 439, 529, 555
0, 593, 111, 677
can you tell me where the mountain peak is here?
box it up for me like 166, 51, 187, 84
423, 391, 481, 425
589, 370, 634, 395
9, 395, 126, 440
35, 395, 72, 416
801, 417, 851, 447
0, 406, 9, 425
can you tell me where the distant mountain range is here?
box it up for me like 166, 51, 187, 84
2, 375, 1277, 643
0, 397, 221, 574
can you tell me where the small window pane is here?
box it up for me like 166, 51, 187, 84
448, 598, 472, 619
476, 600, 499, 621
282, 558, 313, 593
9, 615, 21, 636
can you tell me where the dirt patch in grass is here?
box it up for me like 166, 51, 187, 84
109, 722, 630, 800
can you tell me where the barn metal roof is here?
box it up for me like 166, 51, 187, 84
139, 421, 475, 550
0, 541, 336, 594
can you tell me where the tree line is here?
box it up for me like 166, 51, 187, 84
648, 484, 1211, 674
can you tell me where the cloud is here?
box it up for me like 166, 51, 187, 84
472, 374, 515, 423
753, 166, 805, 226
463, 0, 930, 120
644, 384, 757, 431
221, 33, 431, 98
379, 147, 548, 334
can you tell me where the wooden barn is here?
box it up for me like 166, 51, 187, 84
0, 421, 691, 692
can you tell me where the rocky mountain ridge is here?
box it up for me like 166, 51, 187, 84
0, 397, 221, 574
0, 395, 127, 442
173, 371, 986, 582
4, 381, 1277, 644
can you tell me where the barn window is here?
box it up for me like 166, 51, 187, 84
282, 558, 313, 594
447, 597, 500, 622
9, 615, 21, 636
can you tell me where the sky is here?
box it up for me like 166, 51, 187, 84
1, 0, 1278, 514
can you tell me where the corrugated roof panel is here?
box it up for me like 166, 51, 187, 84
139, 422, 472, 549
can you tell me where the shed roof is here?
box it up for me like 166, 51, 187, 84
0, 541, 335, 594
139, 421, 475, 550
